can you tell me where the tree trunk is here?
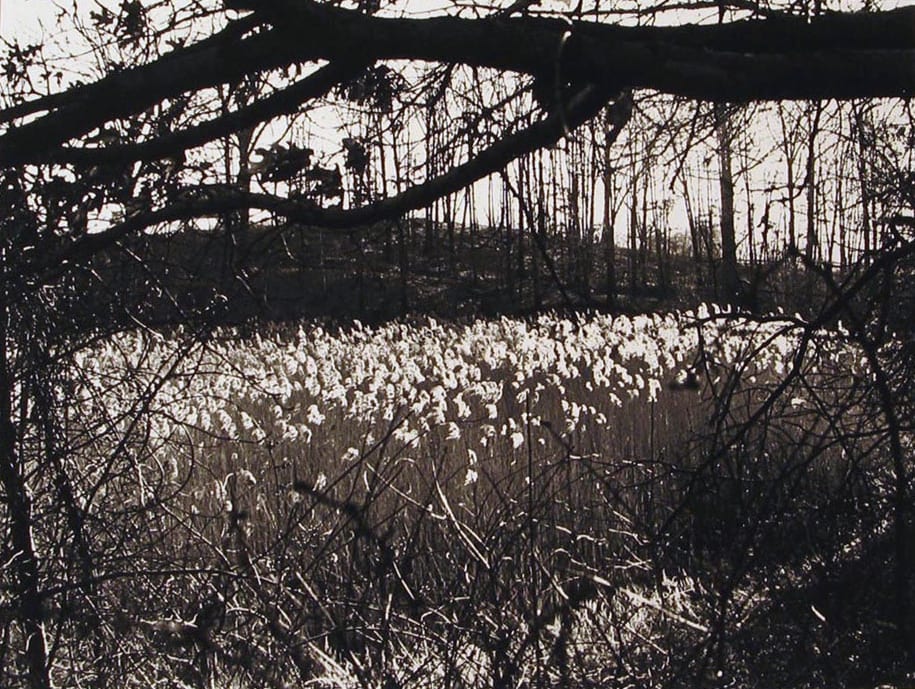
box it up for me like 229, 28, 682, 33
853, 102, 874, 263
682, 177, 704, 291
397, 219, 409, 314
715, 104, 740, 304
804, 101, 823, 263
602, 114, 617, 308
655, 216, 668, 293
628, 176, 638, 296
0, 304, 51, 689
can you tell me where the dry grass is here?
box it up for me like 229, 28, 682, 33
55, 306, 882, 688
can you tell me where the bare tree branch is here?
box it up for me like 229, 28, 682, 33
46, 60, 371, 167
2, 4, 914, 165
25, 83, 623, 288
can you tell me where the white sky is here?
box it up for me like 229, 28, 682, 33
0, 0, 64, 39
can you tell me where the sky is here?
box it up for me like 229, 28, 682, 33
0, 0, 64, 39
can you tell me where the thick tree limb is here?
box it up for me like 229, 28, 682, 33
46, 60, 370, 167
0, 27, 301, 166
2, 4, 914, 166
239, 0, 915, 100
0, 15, 260, 126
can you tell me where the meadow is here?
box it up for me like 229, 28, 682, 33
59, 306, 893, 688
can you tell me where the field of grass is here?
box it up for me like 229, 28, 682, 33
54, 305, 899, 688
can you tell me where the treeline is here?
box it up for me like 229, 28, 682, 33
93, 217, 818, 327
105, 80, 910, 325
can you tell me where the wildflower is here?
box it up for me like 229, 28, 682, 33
237, 469, 257, 486
216, 409, 237, 437
279, 421, 299, 441
647, 378, 662, 402
393, 426, 420, 446
306, 404, 325, 425
454, 393, 472, 419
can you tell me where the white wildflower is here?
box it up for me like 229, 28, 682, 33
280, 421, 299, 441
454, 393, 471, 419
647, 377, 662, 402
306, 404, 325, 425
216, 409, 236, 437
